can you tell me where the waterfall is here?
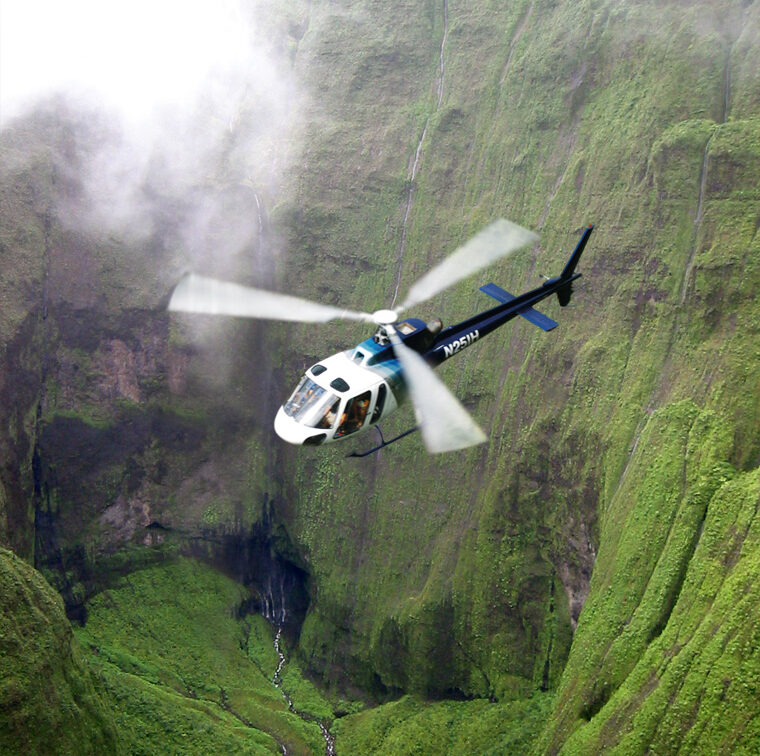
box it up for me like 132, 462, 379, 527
260, 570, 289, 625
390, 0, 450, 308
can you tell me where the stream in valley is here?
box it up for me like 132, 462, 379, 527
272, 627, 335, 756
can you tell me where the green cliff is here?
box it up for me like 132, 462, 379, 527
0, 547, 118, 755
1, 0, 759, 753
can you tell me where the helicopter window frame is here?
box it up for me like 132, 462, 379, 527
370, 383, 387, 424
315, 398, 340, 429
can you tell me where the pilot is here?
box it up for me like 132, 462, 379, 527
317, 400, 339, 429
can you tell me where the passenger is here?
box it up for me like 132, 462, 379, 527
336, 395, 371, 436
356, 397, 370, 421
346, 397, 369, 432
318, 401, 339, 429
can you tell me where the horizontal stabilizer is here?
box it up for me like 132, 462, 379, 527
480, 283, 558, 331
517, 305, 558, 331
479, 282, 515, 304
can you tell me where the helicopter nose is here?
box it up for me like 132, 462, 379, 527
274, 407, 307, 445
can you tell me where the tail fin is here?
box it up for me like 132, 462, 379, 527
561, 224, 594, 280
556, 224, 593, 307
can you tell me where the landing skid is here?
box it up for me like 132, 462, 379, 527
347, 425, 419, 458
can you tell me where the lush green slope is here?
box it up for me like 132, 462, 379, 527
0, 549, 336, 755
333, 692, 554, 755
0, 547, 118, 755
74, 556, 331, 756
274, 0, 760, 750
1, 0, 759, 754
277, 0, 760, 704
544, 454, 760, 754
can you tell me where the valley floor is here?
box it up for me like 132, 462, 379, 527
73, 557, 552, 755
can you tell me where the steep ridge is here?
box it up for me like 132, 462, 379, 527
0, 548, 119, 755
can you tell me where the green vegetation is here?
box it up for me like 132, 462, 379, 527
278, 0, 760, 750
1, 0, 759, 754
0, 548, 118, 756
75, 557, 332, 755
333, 692, 555, 755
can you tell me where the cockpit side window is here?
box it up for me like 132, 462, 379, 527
315, 399, 340, 429
335, 391, 372, 438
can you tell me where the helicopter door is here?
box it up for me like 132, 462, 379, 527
370, 383, 387, 424
335, 391, 372, 438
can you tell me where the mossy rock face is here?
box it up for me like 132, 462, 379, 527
276, 0, 760, 719
538, 404, 760, 754
1, 0, 760, 753
0, 548, 119, 756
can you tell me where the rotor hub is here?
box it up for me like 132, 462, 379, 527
372, 308, 398, 326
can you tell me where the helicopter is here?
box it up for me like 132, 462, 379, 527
169, 220, 593, 455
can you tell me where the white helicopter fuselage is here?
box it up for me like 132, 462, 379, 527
274, 345, 401, 446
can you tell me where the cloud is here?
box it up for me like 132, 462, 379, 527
3, 0, 267, 125
1, 0, 303, 257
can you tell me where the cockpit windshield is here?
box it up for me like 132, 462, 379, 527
283, 377, 341, 428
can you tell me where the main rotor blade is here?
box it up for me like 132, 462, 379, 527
389, 329, 486, 453
397, 219, 538, 313
169, 274, 372, 323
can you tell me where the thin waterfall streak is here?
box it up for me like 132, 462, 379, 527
436, 0, 449, 108
695, 144, 710, 227
254, 191, 264, 237
391, 0, 449, 309
723, 58, 730, 123
391, 121, 429, 308
681, 135, 712, 305
501, 1, 534, 86
279, 573, 286, 625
